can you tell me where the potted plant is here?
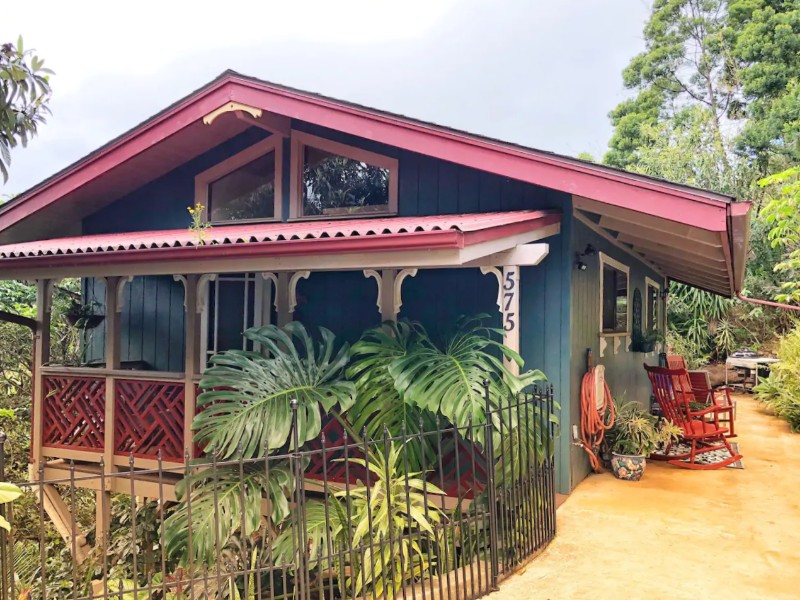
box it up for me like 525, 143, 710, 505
632, 328, 663, 353
605, 400, 681, 481
65, 300, 104, 330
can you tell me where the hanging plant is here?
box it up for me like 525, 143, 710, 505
65, 300, 104, 330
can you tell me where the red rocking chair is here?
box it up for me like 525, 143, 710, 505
644, 364, 742, 470
665, 355, 737, 437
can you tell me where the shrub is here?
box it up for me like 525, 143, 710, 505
666, 330, 709, 369
755, 326, 800, 431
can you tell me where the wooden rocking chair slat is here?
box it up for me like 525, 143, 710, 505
644, 364, 742, 470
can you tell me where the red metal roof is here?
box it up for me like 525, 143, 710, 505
0, 210, 560, 264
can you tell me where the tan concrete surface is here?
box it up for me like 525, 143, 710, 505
490, 394, 800, 600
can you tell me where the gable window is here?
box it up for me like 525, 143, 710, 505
600, 253, 630, 334
195, 136, 283, 223
645, 277, 661, 332
291, 131, 398, 218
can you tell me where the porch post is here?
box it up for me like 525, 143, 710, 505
363, 269, 397, 323
99, 276, 121, 547
502, 266, 520, 376
183, 275, 200, 459
31, 279, 52, 467
481, 266, 521, 375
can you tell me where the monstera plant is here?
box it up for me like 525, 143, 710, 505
193, 322, 357, 459
164, 322, 356, 567
163, 317, 552, 582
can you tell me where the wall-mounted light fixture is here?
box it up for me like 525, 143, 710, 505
574, 244, 595, 271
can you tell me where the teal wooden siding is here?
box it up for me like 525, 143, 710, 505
83, 275, 186, 372
79, 121, 575, 493
522, 205, 572, 495
293, 271, 380, 345
568, 216, 666, 489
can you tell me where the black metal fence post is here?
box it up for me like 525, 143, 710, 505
482, 380, 499, 591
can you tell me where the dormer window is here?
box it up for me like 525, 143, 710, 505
195, 136, 283, 223
290, 131, 398, 218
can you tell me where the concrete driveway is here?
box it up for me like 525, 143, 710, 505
489, 394, 800, 600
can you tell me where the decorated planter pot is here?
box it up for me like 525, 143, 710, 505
611, 453, 646, 481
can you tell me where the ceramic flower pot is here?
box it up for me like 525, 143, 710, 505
611, 452, 646, 481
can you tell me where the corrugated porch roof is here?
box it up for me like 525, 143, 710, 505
0, 210, 561, 278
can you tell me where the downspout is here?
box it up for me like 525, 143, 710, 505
736, 293, 800, 312
725, 202, 800, 312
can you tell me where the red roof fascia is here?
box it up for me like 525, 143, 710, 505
0, 73, 743, 236
227, 80, 736, 231
0, 81, 234, 232
0, 211, 560, 269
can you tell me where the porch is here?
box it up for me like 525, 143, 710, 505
491, 393, 800, 599
22, 212, 556, 468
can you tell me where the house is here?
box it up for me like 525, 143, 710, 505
0, 71, 750, 507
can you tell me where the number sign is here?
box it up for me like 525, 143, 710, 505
502, 266, 519, 375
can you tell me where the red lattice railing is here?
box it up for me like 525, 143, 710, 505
115, 379, 186, 463
42, 375, 106, 452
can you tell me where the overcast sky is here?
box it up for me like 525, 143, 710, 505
2, 0, 650, 196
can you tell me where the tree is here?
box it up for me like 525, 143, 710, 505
632, 105, 754, 196
0, 36, 53, 182
760, 166, 800, 304
604, 0, 739, 168
726, 0, 800, 169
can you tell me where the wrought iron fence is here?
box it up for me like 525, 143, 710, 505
0, 385, 557, 600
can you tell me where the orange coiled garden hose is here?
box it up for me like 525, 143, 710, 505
580, 367, 615, 472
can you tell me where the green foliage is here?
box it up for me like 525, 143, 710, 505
760, 167, 800, 304
632, 106, 756, 196
187, 204, 212, 245
0, 37, 53, 182
667, 282, 736, 358
273, 444, 445, 598
364, 317, 546, 446
346, 321, 439, 469
194, 322, 356, 460
163, 463, 293, 567
0, 481, 22, 530
606, 400, 682, 456
727, 0, 800, 165
604, 0, 735, 168
755, 325, 800, 430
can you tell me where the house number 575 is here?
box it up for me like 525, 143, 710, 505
501, 266, 520, 375
503, 269, 517, 332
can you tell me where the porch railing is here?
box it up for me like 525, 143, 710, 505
39, 367, 190, 467
2, 387, 557, 600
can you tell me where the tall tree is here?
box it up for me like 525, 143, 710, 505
604, 0, 739, 169
727, 0, 800, 169
0, 37, 53, 183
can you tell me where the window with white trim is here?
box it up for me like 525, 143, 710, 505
202, 273, 272, 368
645, 277, 661, 332
195, 137, 283, 224
600, 253, 630, 334
291, 131, 398, 218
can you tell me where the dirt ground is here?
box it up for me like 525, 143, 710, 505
489, 394, 800, 600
